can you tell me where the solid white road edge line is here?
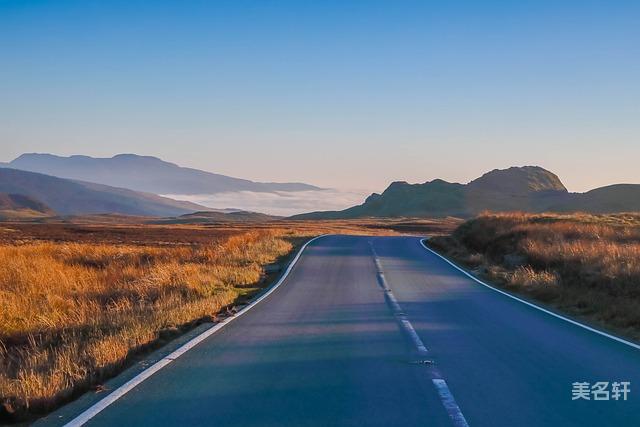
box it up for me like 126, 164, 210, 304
63, 234, 329, 427
420, 238, 640, 351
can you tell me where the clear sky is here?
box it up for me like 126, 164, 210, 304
1, 0, 638, 192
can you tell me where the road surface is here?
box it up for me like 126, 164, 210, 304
50, 235, 640, 426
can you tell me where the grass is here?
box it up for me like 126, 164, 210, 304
428, 212, 640, 342
0, 217, 459, 422
0, 227, 299, 422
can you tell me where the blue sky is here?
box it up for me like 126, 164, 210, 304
1, 0, 638, 192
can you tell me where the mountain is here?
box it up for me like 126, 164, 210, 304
467, 166, 567, 193
292, 166, 640, 219
551, 184, 640, 213
308, 179, 469, 219
0, 167, 208, 216
8, 153, 320, 195
463, 166, 568, 213
0, 193, 55, 219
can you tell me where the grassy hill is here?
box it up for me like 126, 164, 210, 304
152, 210, 278, 224
428, 212, 640, 341
0, 193, 55, 219
0, 167, 208, 217
551, 184, 640, 213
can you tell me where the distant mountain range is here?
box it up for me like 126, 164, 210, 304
0, 168, 208, 217
292, 166, 640, 219
3, 158, 639, 220
6, 153, 320, 195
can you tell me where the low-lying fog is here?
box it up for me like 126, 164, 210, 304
162, 188, 371, 217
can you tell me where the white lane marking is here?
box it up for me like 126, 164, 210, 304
420, 239, 640, 351
400, 318, 429, 355
63, 234, 329, 427
370, 240, 468, 426
379, 274, 405, 313
371, 247, 428, 354
432, 379, 470, 427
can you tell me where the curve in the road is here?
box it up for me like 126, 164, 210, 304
37, 235, 640, 427
62, 234, 329, 427
420, 239, 640, 351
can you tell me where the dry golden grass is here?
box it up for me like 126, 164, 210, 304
0, 229, 295, 421
0, 217, 458, 421
0, 217, 459, 246
429, 212, 640, 342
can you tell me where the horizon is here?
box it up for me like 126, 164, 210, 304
2, 1, 639, 194
0, 152, 637, 195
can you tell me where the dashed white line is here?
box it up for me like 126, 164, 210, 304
400, 318, 429, 356
370, 239, 469, 427
432, 379, 471, 427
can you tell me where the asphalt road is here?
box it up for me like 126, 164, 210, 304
54, 235, 640, 426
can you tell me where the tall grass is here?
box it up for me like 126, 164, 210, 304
0, 230, 293, 420
429, 212, 640, 340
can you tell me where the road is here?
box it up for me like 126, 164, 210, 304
52, 235, 640, 426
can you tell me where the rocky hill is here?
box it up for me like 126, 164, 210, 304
0, 193, 55, 219
292, 166, 640, 219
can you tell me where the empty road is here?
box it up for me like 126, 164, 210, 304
50, 235, 640, 426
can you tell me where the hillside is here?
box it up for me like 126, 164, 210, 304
551, 184, 640, 213
467, 166, 567, 193
297, 179, 469, 219
152, 210, 278, 224
293, 166, 640, 219
8, 153, 320, 195
0, 193, 55, 219
0, 168, 208, 216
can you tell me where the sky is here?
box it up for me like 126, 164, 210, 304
1, 0, 639, 193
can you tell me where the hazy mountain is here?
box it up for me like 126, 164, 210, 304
0, 167, 208, 216
0, 193, 55, 219
8, 153, 320, 195
292, 166, 640, 219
